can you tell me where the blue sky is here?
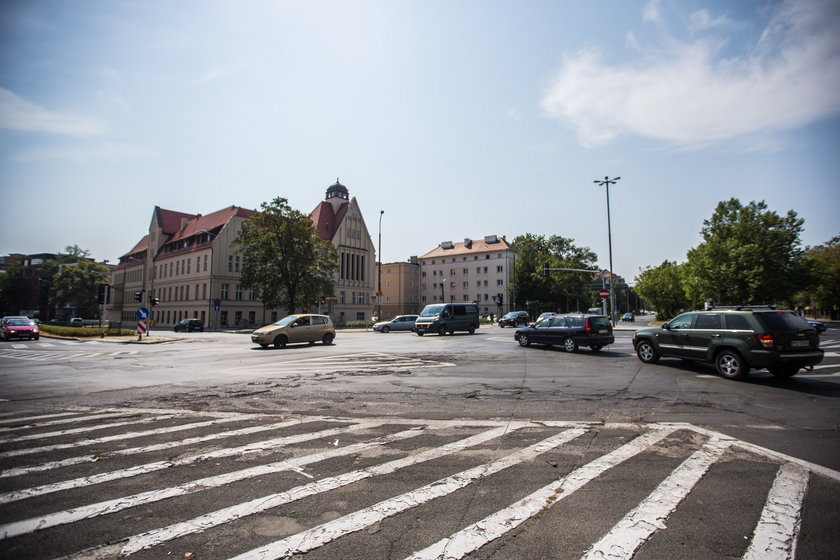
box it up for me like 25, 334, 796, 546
2, 0, 838, 283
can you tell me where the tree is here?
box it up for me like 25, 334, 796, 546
50, 259, 111, 318
0, 256, 25, 316
684, 199, 808, 307
634, 260, 688, 320
512, 234, 598, 313
234, 197, 338, 314
805, 235, 840, 314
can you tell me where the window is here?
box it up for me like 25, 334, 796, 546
357, 292, 366, 305
221, 283, 229, 300
248, 288, 255, 301
694, 314, 722, 329
339, 291, 346, 304
463, 268, 468, 274
669, 314, 693, 329
220, 310, 228, 326
203, 255, 208, 272
228, 256, 233, 272
497, 266, 503, 272
176, 261, 180, 275
185, 285, 190, 300
235, 284, 242, 300
202, 284, 207, 300
476, 267, 481, 274
725, 315, 752, 330
235, 255, 240, 272
187, 259, 190, 274
497, 279, 504, 286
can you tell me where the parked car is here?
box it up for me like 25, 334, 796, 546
1, 318, 40, 341
174, 318, 204, 332
632, 307, 823, 380
498, 311, 530, 328
251, 314, 335, 348
514, 314, 614, 352
373, 315, 419, 333
622, 312, 635, 322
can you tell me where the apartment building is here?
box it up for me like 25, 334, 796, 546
374, 257, 421, 318
418, 235, 518, 316
310, 180, 376, 323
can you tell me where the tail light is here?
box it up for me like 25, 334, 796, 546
585, 318, 591, 334
756, 334, 774, 349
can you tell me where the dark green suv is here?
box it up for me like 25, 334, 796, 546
632, 307, 823, 380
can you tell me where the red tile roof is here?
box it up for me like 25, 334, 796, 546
166, 205, 256, 243
420, 237, 516, 259
310, 200, 349, 242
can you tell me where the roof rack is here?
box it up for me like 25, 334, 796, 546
713, 305, 777, 310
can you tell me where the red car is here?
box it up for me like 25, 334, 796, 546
1, 318, 40, 341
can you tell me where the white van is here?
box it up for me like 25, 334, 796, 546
414, 303, 480, 336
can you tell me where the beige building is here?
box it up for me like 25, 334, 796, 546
109, 205, 268, 329
418, 235, 518, 316
375, 257, 421, 318
310, 180, 377, 324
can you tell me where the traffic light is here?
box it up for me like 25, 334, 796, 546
97, 284, 110, 304
543, 262, 550, 277
150, 297, 160, 307
497, 293, 503, 305
133, 291, 143, 302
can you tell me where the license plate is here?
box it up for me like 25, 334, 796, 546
598, 329, 608, 334
791, 340, 809, 347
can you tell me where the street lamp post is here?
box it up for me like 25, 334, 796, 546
377, 210, 384, 321
593, 176, 620, 325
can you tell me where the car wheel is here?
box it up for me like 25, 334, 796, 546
259, 343, 269, 348
499, 324, 504, 328
768, 364, 799, 378
468, 324, 475, 334
381, 326, 390, 333
716, 350, 747, 380
322, 332, 334, 345
416, 332, 424, 336
563, 337, 578, 353
273, 335, 287, 349
591, 345, 603, 352
635, 340, 660, 364
518, 334, 531, 347
438, 326, 447, 336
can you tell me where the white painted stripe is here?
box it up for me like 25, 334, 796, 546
0, 426, 427, 541
226, 426, 588, 560
743, 463, 809, 560
581, 437, 732, 560
0, 411, 80, 425
0, 414, 177, 444
404, 425, 679, 560
0, 418, 307, 477
0, 412, 131, 434
0, 415, 241, 457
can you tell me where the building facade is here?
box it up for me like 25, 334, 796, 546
108, 205, 267, 329
418, 235, 518, 316
375, 257, 421, 318
310, 180, 377, 324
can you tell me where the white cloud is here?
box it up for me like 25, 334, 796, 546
0, 88, 107, 136
541, 0, 840, 150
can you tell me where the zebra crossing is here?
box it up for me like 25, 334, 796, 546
0, 407, 836, 559
0, 340, 139, 362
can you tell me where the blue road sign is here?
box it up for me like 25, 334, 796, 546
136, 307, 150, 321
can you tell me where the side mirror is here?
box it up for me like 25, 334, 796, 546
661, 322, 670, 330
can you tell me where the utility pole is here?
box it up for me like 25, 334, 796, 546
594, 176, 620, 325
377, 210, 384, 320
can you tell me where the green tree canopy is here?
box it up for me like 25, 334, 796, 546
684, 199, 808, 307
805, 235, 840, 311
234, 197, 338, 314
50, 259, 111, 318
634, 260, 688, 320
512, 233, 598, 313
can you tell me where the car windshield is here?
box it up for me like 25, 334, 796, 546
420, 305, 445, 317
756, 311, 811, 331
502, 312, 517, 319
8, 319, 34, 326
273, 315, 299, 326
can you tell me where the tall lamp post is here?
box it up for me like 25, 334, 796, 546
377, 210, 384, 321
593, 176, 620, 325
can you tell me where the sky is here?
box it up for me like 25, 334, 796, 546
1, 0, 839, 284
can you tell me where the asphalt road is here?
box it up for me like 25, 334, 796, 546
0, 321, 838, 559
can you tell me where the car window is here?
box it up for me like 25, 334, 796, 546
724, 315, 752, 330
566, 316, 583, 328
756, 311, 810, 331
694, 314, 722, 329
311, 316, 326, 325
588, 317, 610, 329
295, 317, 310, 326
669, 314, 694, 329
548, 317, 566, 327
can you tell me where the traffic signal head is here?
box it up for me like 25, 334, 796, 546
134, 291, 142, 302
497, 293, 503, 305
150, 297, 160, 307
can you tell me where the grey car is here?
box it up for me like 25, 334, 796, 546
373, 315, 419, 333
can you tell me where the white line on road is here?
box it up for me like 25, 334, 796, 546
743, 462, 809, 560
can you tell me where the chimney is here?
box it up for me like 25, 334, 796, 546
464, 238, 472, 248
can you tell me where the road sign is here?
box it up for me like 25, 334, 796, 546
136, 307, 150, 320
136, 321, 147, 335
599, 289, 610, 299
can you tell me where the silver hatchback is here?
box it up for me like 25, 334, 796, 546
373, 315, 419, 333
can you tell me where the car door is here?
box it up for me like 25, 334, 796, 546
657, 313, 696, 358
539, 316, 569, 345
288, 316, 311, 343
686, 313, 723, 359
